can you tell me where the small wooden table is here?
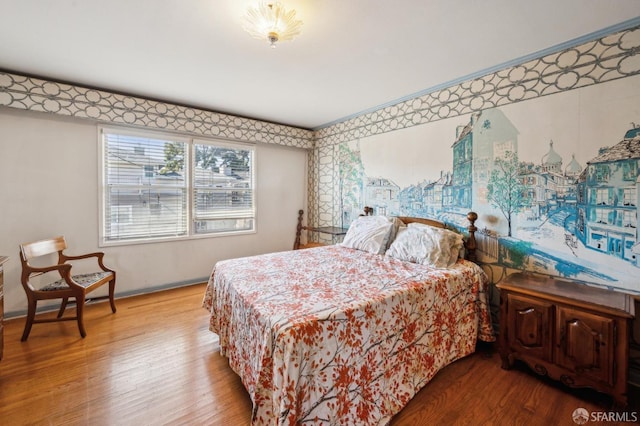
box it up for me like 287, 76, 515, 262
293, 210, 348, 249
302, 226, 348, 236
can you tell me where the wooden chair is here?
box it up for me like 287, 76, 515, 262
19, 236, 116, 341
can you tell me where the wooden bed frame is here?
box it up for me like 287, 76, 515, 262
295, 208, 479, 263
208, 210, 492, 425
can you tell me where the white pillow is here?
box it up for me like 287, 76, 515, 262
385, 216, 404, 251
409, 223, 465, 266
340, 216, 394, 254
385, 223, 464, 268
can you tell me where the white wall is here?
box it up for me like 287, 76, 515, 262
0, 108, 307, 316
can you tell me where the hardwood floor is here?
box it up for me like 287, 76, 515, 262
0, 284, 636, 425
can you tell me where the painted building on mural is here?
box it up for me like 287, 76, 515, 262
519, 162, 549, 221
519, 142, 582, 223
467, 109, 519, 228
450, 122, 473, 210
450, 109, 520, 211
538, 141, 562, 212
365, 177, 400, 216
576, 126, 640, 266
398, 182, 426, 215
423, 172, 450, 217
561, 154, 583, 207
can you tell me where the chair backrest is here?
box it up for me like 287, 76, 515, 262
20, 236, 67, 263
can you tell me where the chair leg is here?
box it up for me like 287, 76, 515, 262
21, 299, 37, 342
57, 297, 69, 318
108, 278, 116, 313
76, 295, 87, 338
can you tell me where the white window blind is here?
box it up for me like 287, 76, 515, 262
192, 141, 255, 234
100, 128, 255, 245
102, 130, 189, 243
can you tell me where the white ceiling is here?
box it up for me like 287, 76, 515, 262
1, 1, 639, 130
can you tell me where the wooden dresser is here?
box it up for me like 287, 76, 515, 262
0, 256, 8, 361
497, 272, 635, 407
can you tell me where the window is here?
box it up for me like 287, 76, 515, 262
622, 187, 637, 207
622, 210, 636, 228
111, 205, 133, 224
593, 164, 609, 183
622, 160, 637, 181
594, 208, 608, 224
595, 188, 609, 205
100, 127, 255, 245
192, 140, 255, 235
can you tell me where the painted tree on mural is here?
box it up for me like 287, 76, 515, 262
487, 150, 529, 237
339, 142, 365, 223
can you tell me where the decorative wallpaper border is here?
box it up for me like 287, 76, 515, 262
314, 25, 640, 148
0, 72, 314, 149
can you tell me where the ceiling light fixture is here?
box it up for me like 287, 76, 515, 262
243, 2, 303, 48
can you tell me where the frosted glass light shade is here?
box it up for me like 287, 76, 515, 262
243, 2, 303, 48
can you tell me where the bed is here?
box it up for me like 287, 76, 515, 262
202, 212, 494, 425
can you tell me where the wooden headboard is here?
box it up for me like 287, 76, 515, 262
397, 216, 447, 228
375, 209, 478, 263
296, 208, 479, 263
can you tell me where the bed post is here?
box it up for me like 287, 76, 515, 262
465, 211, 478, 263
361, 206, 374, 216
294, 209, 304, 250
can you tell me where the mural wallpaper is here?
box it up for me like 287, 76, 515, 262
338, 76, 640, 294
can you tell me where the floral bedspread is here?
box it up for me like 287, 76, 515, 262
202, 245, 494, 425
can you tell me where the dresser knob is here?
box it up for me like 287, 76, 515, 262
561, 375, 575, 386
